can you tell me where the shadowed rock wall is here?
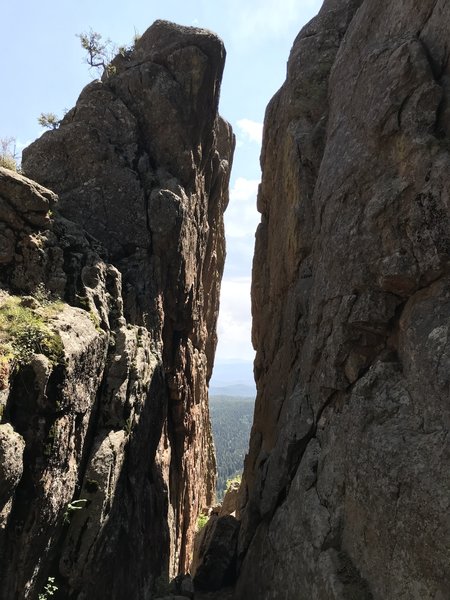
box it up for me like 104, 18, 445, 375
0, 20, 233, 600
236, 1, 450, 598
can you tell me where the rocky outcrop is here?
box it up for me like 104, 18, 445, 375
235, 1, 450, 599
193, 515, 239, 592
0, 424, 25, 524
0, 167, 125, 600
217, 480, 239, 518
1, 19, 233, 600
191, 480, 241, 591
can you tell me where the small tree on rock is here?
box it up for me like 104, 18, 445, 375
77, 29, 115, 77
77, 28, 139, 79
38, 113, 61, 130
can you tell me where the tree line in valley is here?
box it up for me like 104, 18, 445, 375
209, 395, 254, 501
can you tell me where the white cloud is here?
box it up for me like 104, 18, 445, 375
216, 277, 255, 361
215, 178, 261, 362
237, 118, 263, 144
225, 177, 260, 239
230, 176, 259, 202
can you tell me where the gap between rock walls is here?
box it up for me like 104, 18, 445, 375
2, 1, 450, 599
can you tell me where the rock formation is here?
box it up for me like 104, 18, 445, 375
0, 20, 233, 600
191, 481, 240, 593
234, 1, 450, 598
3, 2, 450, 598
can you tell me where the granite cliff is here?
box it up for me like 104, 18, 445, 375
0, 20, 233, 600
2, 2, 449, 599
233, 1, 450, 598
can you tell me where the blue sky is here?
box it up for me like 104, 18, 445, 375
0, 0, 322, 381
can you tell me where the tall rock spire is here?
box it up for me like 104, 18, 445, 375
0, 20, 234, 599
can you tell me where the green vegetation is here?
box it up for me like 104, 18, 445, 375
197, 513, 209, 531
89, 310, 102, 332
124, 415, 133, 435
38, 576, 58, 600
225, 473, 242, 491
0, 295, 64, 379
63, 498, 88, 524
38, 113, 61, 130
77, 28, 140, 79
209, 395, 254, 501
33, 283, 52, 304
132, 29, 141, 46
43, 423, 58, 457
0, 355, 10, 392
0, 137, 19, 171
77, 29, 115, 76
38, 29, 142, 128
75, 294, 91, 311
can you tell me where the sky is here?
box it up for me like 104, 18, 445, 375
0, 0, 323, 385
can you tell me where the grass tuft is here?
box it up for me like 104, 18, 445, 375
0, 294, 65, 386
197, 513, 209, 532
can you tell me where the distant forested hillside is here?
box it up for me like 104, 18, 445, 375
209, 395, 254, 500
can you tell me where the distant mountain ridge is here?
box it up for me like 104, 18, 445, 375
209, 383, 256, 397
209, 359, 255, 392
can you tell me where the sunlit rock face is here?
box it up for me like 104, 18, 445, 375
236, 1, 450, 598
0, 20, 233, 599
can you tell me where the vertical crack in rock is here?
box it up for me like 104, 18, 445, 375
235, 1, 450, 598
0, 19, 234, 600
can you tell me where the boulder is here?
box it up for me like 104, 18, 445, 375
219, 480, 240, 517
194, 515, 239, 592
